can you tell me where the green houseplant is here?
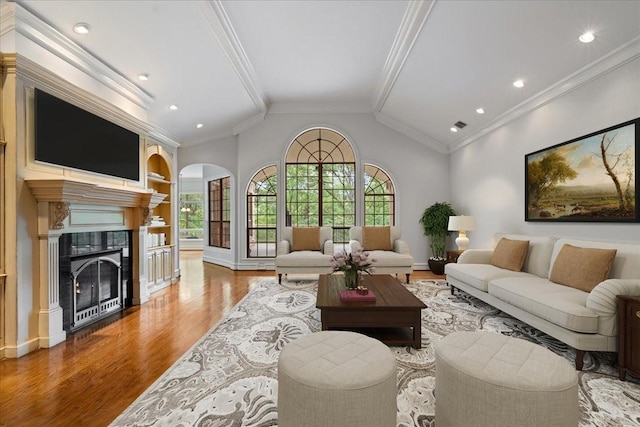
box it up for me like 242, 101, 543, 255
419, 202, 457, 274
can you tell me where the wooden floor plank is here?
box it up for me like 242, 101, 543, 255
0, 252, 442, 426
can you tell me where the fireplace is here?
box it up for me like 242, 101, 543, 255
59, 231, 132, 332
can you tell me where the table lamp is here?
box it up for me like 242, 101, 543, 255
448, 215, 476, 251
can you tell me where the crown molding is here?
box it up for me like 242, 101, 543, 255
269, 102, 372, 114
0, 1, 15, 38
452, 32, 640, 153
180, 130, 235, 148
371, 0, 435, 112
199, 0, 268, 113
374, 112, 449, 154
12, 2, 153, 110
233, 112, 265, 135
147, 127, 180, 149
15, 54, 155, 137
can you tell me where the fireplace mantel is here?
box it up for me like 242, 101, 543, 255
25, 178, 167, 350
25, 178, 166, 209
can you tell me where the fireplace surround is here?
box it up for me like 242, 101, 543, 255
25, 178, 167, 349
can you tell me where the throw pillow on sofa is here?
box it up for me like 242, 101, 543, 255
362, 226, 392, 251
549, 244, 617, 292
490, 238, 529, 271
292, 227, 321, 251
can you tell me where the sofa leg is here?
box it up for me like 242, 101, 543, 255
450, 284, 456, 296
405, 273, 410, 284
575, 350, 585, 370
278, 274, 282, 284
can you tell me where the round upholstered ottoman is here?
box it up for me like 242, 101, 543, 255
434, 331, 578, 427
277, 331, 397, 427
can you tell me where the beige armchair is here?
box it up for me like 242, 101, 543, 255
349, 226, 414, 283
275, 226, 335, 284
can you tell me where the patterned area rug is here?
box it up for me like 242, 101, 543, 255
111, 279, 640, 427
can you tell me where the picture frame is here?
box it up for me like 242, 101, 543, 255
525, 117, 639, 222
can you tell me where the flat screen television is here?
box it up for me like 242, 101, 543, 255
34, 88, 140, 181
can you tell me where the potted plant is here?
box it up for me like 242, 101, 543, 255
419, 202, 457, 275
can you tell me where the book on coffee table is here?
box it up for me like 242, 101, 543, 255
339, 290, 377, 302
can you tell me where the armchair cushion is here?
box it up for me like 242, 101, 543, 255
292, 227, 321, 251
362, 226, 392, 251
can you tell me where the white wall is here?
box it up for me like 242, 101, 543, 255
450, 57, 640, 248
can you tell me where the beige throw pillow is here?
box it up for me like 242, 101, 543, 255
549, 244, 617, 292
362, 226, 392, 251
490, 238, 530, 272
292, 227, 321, 251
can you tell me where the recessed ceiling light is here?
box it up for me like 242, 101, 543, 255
169, 105, 178, 111
138, 73, 149, 81
513, 80, 525, 88
476, 108, 485, 114
73, 23, 90, 35
196, 123, 203, 129
450, 127, 458, 133
579, 31, 596, 43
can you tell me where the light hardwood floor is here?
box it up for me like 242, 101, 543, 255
0, 251, 443, 426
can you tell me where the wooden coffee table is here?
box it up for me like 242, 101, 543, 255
316, 274, 427, 348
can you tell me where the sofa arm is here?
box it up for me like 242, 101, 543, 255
587, 279, 640, 315
277, 240, 291, 256
587, 279, 640, 336
323, 240, 335, 255
394, 239, 411, 255
349, 240, 363, 253
457, 249, 493, 264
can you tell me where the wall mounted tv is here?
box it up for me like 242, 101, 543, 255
34, 88, 140, 181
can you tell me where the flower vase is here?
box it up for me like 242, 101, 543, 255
344, 269, 359, 290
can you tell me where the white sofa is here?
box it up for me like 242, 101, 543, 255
275, 226, 334, 284
349, 226, 414, 283
445, 232, 640, 370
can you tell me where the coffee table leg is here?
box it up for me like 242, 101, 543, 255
414, 314, 422, 349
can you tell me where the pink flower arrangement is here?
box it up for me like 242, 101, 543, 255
330, 249, 376, 275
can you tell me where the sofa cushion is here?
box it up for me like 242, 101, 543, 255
366, 250, 413, 268
275, 251, 333, 268
445, 263, 537, 292
490, 238, 529, 271
362, 226, 392, 251
493, 234, 557, 278
489, 277, 598, 333
292, 227, 321, 251
549, 244, 617, 292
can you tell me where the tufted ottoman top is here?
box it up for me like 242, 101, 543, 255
435, 331, 577, 392
278, 331, 396, 390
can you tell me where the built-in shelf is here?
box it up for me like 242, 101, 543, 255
146, 146, 174, 291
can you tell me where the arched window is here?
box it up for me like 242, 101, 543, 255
364, 164, 395, 226
285, 128, 355, 245
247, 165, 277, 258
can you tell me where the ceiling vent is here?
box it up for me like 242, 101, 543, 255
454, 121, 467, 129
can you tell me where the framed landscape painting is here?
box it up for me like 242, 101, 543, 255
525, 118, 639, 222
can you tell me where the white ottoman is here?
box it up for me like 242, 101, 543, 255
434, 331, 579, 427
277, 331, 397, 427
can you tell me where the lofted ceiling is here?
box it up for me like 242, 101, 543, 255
12, 0, 640, 152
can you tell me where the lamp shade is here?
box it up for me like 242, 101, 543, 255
448, 215, 476, 231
